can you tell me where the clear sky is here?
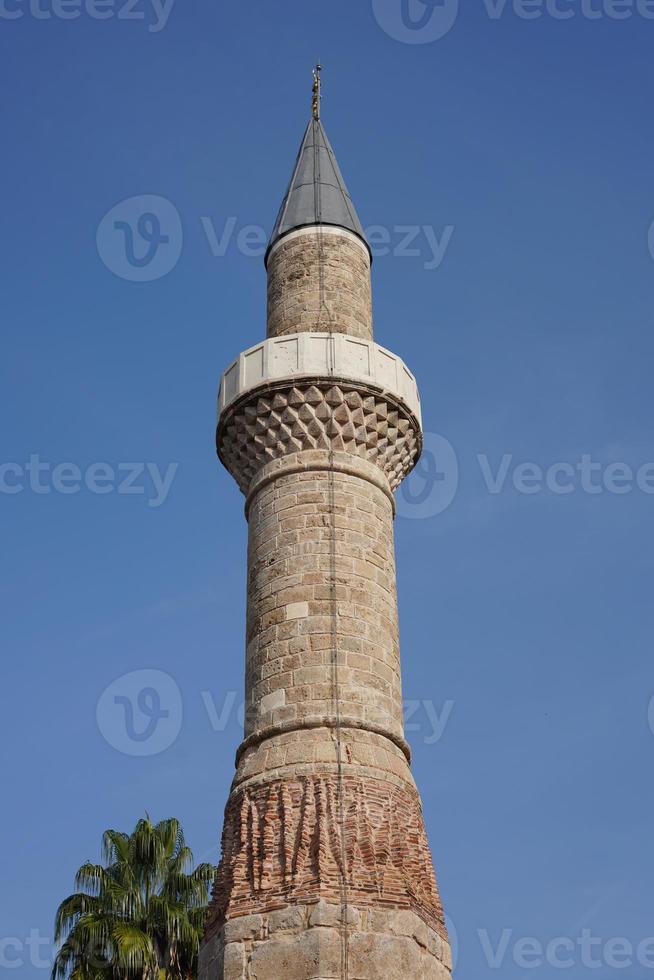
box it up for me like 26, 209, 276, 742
2, 2, 653, 977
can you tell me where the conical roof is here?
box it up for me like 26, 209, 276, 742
265, 117, 370, 265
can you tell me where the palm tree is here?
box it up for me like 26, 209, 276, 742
52, 815, 214, 980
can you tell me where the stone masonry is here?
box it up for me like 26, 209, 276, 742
266, 228, 373, 341
200, 115, 452, 979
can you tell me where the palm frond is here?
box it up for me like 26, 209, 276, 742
54, 893, 104, 942
74, 863, 108, 896
101, 830, 129, 867
111, 922, 156, 972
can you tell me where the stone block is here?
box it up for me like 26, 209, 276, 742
369, 907, 430, 948
223, 942, 246, 980
223, 914, 263, 942
267, 906, 305, 933
309, 900, 360, 929
348, 932, 448, 980
250, 929, 341, 980
286, 601, 309, 620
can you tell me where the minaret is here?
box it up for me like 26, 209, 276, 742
200, 71, 452, 980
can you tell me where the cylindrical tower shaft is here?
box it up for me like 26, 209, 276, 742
266, 228, 373, 340
200, 110, 452, 980
244, 457, 405, 750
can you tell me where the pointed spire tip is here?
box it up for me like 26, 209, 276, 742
312, 64, 322, 121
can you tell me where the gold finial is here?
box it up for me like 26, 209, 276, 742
312, 63, 322, 120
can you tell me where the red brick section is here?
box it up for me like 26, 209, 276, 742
204, 774, 447, 942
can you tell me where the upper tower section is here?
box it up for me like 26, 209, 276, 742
265, 117, 369, 259
217, 73, 423, 499
265, 71, 373, 341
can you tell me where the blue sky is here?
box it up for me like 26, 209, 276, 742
2, 1, 653, 977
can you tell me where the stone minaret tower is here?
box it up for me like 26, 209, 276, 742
200, 77, 452, 980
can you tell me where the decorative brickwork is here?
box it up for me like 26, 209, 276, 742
204, 774, 446, 940
218, 381, 421, 495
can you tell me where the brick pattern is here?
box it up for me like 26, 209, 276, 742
204, 774, 447, 940
266, 231, 373, 340
218, 381, 421, 496
242, 460, 404, 747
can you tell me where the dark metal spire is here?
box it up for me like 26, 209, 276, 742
265, 78, 370, 265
